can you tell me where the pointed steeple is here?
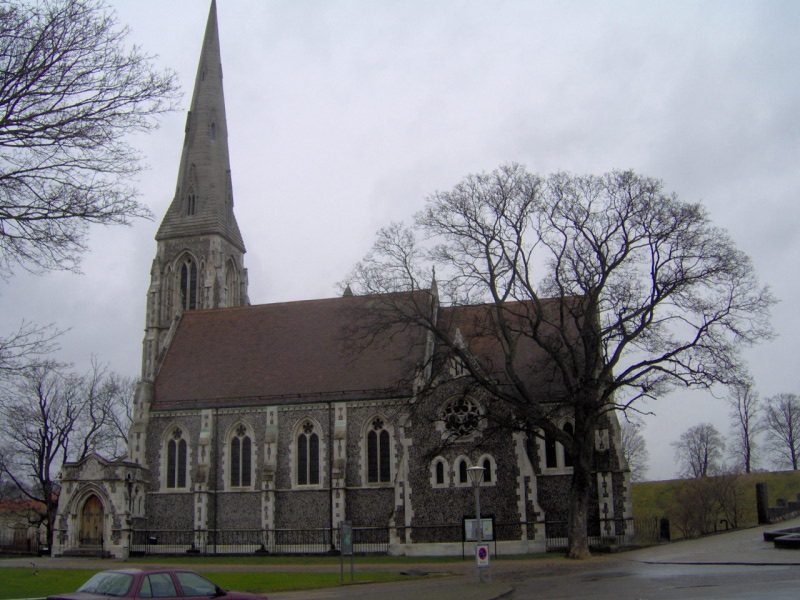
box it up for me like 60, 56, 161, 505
139, 0, 249, 383
156, 0, 245, 252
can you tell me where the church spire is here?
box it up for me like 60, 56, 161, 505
155, 0, 245, 251
140, 0, 249, 382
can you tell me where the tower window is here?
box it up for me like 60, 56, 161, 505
187, 189, 196, 216
180, 257, 198, 310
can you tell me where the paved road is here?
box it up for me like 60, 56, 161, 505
6, 517, 800, 600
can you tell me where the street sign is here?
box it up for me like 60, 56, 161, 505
340, 521, 353, 556
476, 543, 490, 567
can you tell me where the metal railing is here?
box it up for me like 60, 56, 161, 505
131, 518, 649, 556
0, 529, 42, 555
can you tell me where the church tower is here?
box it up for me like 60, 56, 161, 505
141, 0, 248, 381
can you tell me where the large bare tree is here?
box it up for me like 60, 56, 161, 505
672, 422, 725, 478
345, 164, 774, 558
0, 0, 179, 278
620, 419, 650, 482
726, 381, 762, 473
0, 359, 133, 548
764, 393, 800, 470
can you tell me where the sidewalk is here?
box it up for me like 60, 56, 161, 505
620, 514, 800, 566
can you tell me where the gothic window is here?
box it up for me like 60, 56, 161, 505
187, 188, 196, 216
225, 259, 239, 306
229, 424, 252, 488
436, 461, 445, 484
210, 122, 216, 140
545, 434, 558, 469
482, 458, 492, 483
166, 428, 188, 489
542, 419, 574, 471
297, 420, 320, 486
179, 256, 198, 310
562, 422, 574, 468
366, 417, 392, 484
440, 397, 482, 441
163, 265, 174, 319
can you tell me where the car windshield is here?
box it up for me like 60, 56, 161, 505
77, 572, 134, 597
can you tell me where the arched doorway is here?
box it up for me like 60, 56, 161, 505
79, 495, 104, 547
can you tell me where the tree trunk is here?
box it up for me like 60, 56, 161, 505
565, 419, 595, 559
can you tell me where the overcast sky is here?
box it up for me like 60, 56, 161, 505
1, 0, 797, 480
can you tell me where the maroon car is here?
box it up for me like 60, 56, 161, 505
47, 569, 268, 600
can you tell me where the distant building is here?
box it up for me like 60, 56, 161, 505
52, 0, 632, 558
0, 497, 47, 554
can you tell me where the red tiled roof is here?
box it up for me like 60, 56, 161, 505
153, 293, 430, 409
0, 498, 46, 512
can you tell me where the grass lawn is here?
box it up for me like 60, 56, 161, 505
0, 567, 420, 600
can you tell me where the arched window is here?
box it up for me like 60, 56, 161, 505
229, 424, 252, 488
545, 434, 558, 469
162, 265, 174, 320
179, 256, 198, 310
430, 456, 449, 488
562, 422, 574, 468
482, 458, 492, 483
541, 420, 575, 471
166, 428, 188, 489
187, 188, 196, 216
225, 259, 239, 306
210, 122, 216, 140
366, 417, 391, 483
454, 457, 472, 487
297, 420, 320, 486
477, 454, 497, 486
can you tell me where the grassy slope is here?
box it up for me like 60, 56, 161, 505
632, 469, 800, 526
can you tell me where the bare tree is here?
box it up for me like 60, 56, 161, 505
620, 419, 650, 482
763, 393, 800, 470
673, 423, 725, 478
726, 381, 762, 473
345, 164, 774, 558
0, 359, 131, 547
0, 321, 62, 383
0, 0, 179, 278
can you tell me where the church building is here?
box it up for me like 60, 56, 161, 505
52, 1, 632, 559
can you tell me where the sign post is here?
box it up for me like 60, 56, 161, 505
466, 466, 491, 583
340, 521, 354, 583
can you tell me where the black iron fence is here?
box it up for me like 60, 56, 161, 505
544, 518, 665, 551
131, 518, 660, 556
131, 526, 388, 555
0, 528, 42, 555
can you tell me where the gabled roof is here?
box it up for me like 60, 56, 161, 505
153, 293, 430, 409
437, 296, 582, 394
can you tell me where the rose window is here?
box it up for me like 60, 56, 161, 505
441, 398, 481, 438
